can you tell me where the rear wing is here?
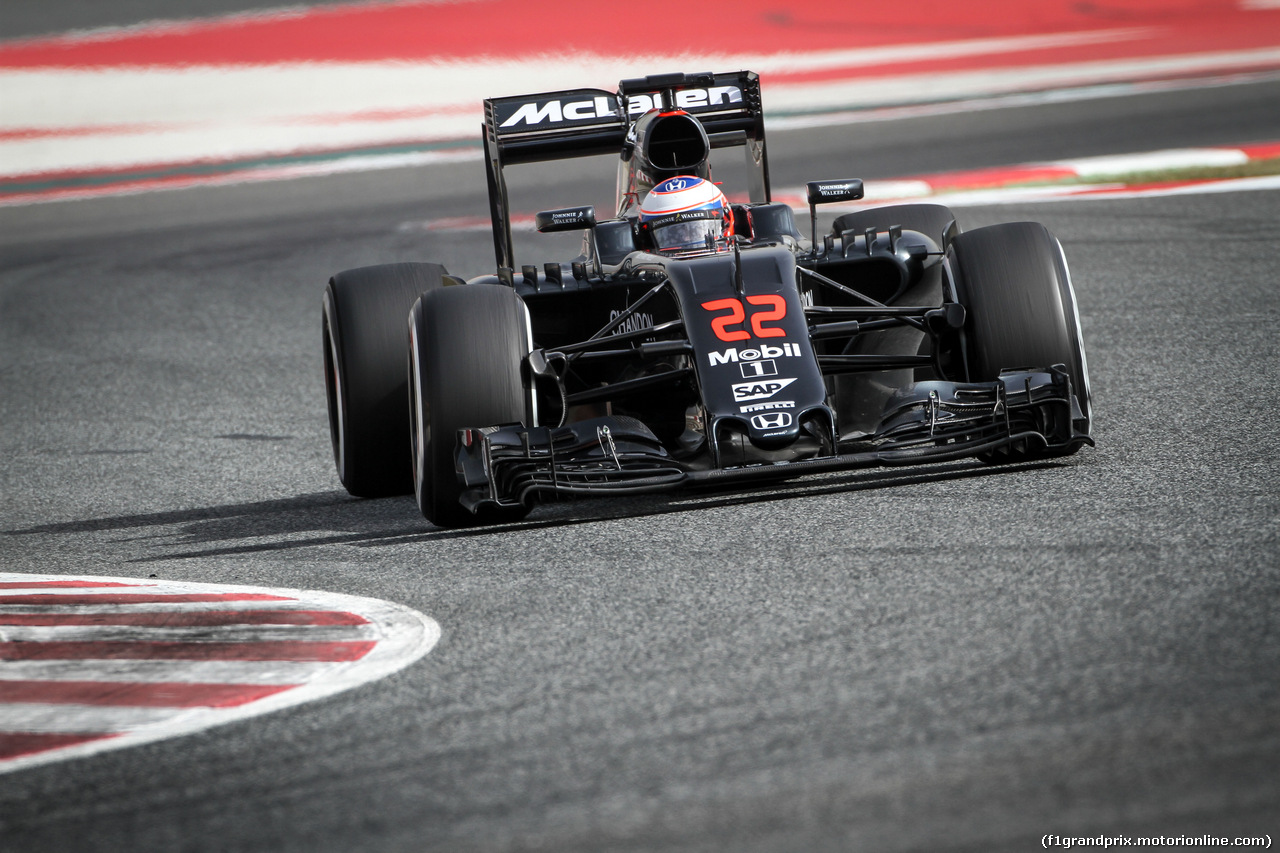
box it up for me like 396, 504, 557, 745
482, 70, 770, 270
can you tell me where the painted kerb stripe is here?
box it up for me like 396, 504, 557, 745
0, 573, 440, 774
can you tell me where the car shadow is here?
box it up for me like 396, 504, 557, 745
5, 458, 1068, 563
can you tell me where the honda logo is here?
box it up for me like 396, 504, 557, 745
750, 412, 793, 430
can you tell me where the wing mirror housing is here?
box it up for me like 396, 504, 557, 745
805, 179, 865, 252
535, 206, 597, 233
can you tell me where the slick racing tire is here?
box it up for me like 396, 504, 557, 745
947, 221, 1093, 461
831, 203, 959, 250
323, 263, 448, 497
409, 285, 534, 528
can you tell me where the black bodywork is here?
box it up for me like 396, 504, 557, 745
444, 70, 1092, 515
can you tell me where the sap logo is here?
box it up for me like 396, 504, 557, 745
731, 378, 797, 402
750, 412, 792, 430
739, 359, 777, 378
609, 309, 654, 335
740, 401, 795, 413
708, 343, 802, 367
500, 96, 616, 128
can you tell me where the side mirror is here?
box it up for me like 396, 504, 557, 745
805, 179, 864, 251
805, 179, 864, 205
535, 206, 597, 233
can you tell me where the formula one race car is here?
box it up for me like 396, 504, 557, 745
322, 70, 1092, 527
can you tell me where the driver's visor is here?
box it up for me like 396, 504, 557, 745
645, 209, 725, 252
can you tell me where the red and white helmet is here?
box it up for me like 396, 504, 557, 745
638, 176, 733, 255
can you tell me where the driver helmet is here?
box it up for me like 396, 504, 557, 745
638, 176, 734, 255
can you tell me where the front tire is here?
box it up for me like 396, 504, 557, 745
948, 221, 1092, 461
409, 285, 534, 527
323, 263, 448, 497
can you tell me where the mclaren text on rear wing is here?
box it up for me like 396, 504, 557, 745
490, 82, 748, 136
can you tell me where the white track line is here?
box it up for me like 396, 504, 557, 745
0, 599, 361, 613
0, 704, 204, 734
0, 660, 345, 684
0, 624, 378, 642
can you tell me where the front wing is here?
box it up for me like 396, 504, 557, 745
454, 367, 1091, 515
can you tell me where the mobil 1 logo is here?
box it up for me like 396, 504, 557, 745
707, 342, 802, 367
740, 359, 777, 378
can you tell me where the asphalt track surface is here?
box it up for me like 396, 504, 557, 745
2, 79, 1280, 852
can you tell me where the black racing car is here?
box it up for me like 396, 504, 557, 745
322, 70, 1093, 527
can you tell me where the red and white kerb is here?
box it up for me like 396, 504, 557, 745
0, 573, 438, 773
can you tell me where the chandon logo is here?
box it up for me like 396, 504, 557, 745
609, 309, 654, 336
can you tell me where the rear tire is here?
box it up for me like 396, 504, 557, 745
409, 285, 534, 527
948, 222, 1092, 461
322, 263, 448, 497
